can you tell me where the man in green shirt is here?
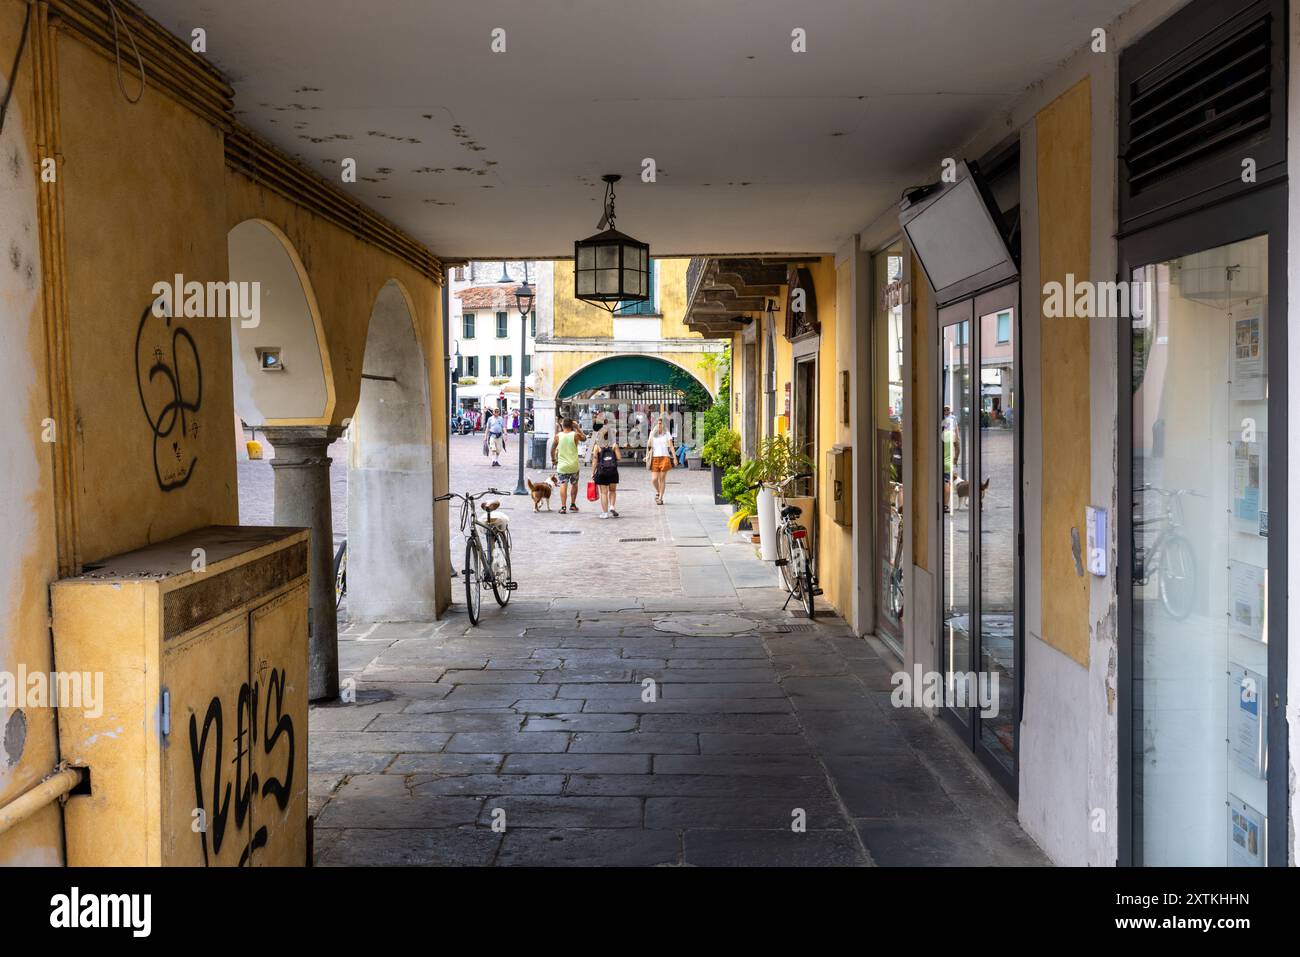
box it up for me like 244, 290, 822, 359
942, 421, 960, 514
552, 418, 586, 513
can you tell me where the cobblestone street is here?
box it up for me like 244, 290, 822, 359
274, 433, 1050, 866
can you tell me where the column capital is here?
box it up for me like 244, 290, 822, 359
260, 424, 346, 447
262, 425, 346, 468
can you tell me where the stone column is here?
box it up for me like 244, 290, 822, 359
262, 425, 345, 701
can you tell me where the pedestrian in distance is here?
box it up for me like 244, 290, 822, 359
487, 410, 507, 467
552, 417, 586, 513
591, 421, 621, 518
646, 416, 674, 505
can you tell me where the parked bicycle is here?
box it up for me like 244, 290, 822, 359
1132, 484, 1200, 620
437, 487, 516, 624
884, 491, 905, 622
749, 472, 820, 618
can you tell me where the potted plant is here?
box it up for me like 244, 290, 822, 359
725, 436, 811, 537
721, 459, 762, 532
702, 427, 740, 505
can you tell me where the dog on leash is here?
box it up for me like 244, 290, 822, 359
954, 476, 990, 509
526, 475, 558, 511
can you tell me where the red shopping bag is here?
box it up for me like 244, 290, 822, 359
586, 481, 599, 502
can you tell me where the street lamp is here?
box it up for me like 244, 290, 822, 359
512, 272, 534, 495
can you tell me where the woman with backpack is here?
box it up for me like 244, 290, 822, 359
591, 421, 621, 519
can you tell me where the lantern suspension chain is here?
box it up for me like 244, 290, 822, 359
599, 173, 620, 230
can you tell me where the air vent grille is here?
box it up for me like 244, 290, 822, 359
1125, 14, 1271, 194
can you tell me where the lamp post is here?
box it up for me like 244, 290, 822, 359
512, 272, 534, 495
449, 341, 461, 431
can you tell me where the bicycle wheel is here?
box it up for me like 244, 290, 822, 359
776, 526, 798, 594
1158, 533, 1196, 621
798, 542, 816, 619
888, 567, 904, 620
464, 538, 485, 625
489, 529, 513, 607
333, 540, 347, 610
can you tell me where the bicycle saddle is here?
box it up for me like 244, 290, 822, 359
481, 501, 501, 513
781, 505, 802, 519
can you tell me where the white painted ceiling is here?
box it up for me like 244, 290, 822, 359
140, 0, 1139, 259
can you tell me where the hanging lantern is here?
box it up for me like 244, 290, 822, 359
574, 174, 650, 312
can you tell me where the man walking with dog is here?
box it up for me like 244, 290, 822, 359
552, 418, 585, 513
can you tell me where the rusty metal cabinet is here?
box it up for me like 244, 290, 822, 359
51, 526, 309, 866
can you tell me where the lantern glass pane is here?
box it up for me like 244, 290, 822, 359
577, 245, 595, 269
597, 268, 619, 294
627, 245, 645, 271
596, 244, 618, 269
577, 269, 595, 295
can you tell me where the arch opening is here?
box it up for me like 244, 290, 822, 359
227, 219, 331, 427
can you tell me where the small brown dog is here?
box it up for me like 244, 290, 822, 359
954, 476, 990, 509
526, 475, 557, 511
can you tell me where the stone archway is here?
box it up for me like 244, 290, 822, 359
346, 280, 436, 621
227, 219, 334, 427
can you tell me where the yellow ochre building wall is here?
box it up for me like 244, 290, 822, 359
553, 258, 699, 339
1035, 78, 1092, 667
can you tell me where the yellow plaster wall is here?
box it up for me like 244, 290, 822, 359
1036, 78, 1092, 666
58, 35, 237, 565
0, 0, 64, 866
815, 257, 853, 619
553, 257, 699, 340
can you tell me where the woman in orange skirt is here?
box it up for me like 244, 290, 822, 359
646, 417, 675, 505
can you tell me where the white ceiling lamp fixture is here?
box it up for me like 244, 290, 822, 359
574, 174, 650, 313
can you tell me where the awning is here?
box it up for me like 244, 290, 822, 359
558, 355, 696, 398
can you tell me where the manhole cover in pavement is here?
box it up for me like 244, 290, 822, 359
653, 613, 758, 637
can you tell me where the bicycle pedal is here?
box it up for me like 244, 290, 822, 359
774, 559, 788, 567
506, 581, 519, 591
811, 588, 824, 596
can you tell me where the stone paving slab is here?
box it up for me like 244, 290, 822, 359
683, 829, 867, 867
496, 829, 679, 867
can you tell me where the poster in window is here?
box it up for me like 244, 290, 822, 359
1227, 796, 1265, 867
1228, 561, 1267, 644
1232, 438, 1266, 535
1228, 665, 1266, 779
1230, 312, 1266, 401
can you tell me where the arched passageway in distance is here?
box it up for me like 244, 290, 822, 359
550, 354, 716, 440
346, 280, 437, 622
556, 354, 714, 400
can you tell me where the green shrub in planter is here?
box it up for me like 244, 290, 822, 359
702, 427, 740, 470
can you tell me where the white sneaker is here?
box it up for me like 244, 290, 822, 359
599, 512, 609, 519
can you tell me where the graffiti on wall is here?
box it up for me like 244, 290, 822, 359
135, 304, 202, 491
187, 665, 295, 867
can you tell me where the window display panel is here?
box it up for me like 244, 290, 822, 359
941, 319, 973, 725
874, 249, 907, 651
1131, 235, 1269, 866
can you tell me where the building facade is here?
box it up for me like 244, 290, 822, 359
447, 261, 546, 420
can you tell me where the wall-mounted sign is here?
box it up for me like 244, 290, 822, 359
1086, 506, 1107, 577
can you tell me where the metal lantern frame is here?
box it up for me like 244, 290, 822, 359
574, 174, 651, 313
